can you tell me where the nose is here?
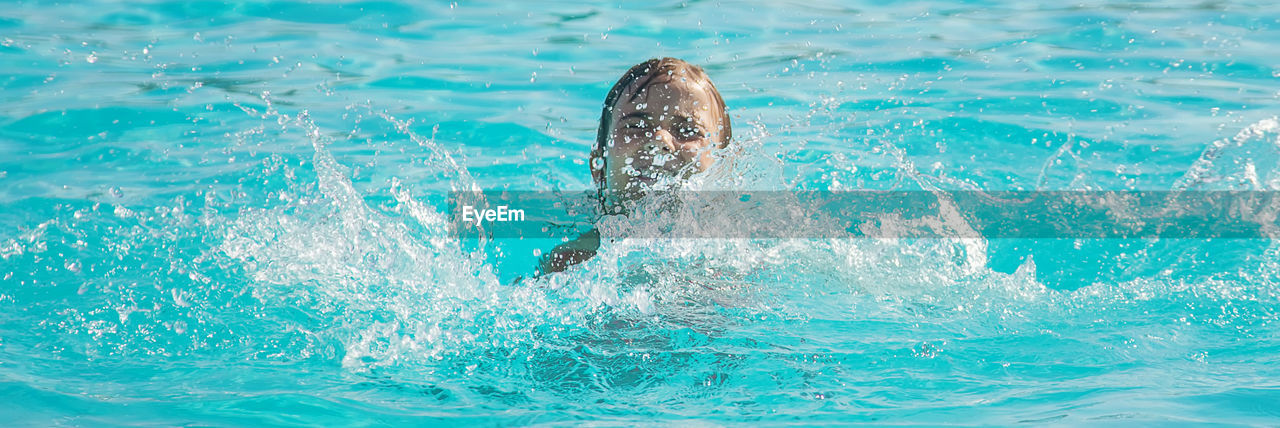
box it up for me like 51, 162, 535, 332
645, 128, 677, 154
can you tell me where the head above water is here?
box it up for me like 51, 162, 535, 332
591, 57, 731, 205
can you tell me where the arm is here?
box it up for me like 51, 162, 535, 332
537, 229, 601, 275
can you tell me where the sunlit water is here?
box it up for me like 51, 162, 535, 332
3, 0, 1280, 425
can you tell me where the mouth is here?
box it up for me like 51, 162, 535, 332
620, 164, 663, 187
617, 161, 684, 193
632, 175, 658, 185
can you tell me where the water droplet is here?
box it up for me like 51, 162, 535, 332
64, 261, 81, 273
85, 53, 97, 63
113, 205, 133, 218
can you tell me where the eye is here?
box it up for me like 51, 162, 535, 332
676, 124, 705, 139
624, 120, 648, 130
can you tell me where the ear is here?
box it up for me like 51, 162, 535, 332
590, 139, 606, 188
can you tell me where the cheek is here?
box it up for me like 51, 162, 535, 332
610, 130, 631, 147
693, 148, 715, 171
606, 131, 642, 160
681, 138, 713, 157
602, 138, 631, 178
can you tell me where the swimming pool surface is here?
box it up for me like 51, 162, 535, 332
3, 0, 1280, 425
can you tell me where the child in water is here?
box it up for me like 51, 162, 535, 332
539, 57, 732, 274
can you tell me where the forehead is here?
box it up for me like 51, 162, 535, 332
613, 76, 719, 120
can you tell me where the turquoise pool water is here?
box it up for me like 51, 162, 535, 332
3, 0, 1280, 425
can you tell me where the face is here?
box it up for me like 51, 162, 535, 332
602, 76, 725, 203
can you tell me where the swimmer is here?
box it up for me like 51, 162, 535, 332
538, 57, 732, 274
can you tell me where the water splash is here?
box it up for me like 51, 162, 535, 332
1177, 117, 1280, 191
